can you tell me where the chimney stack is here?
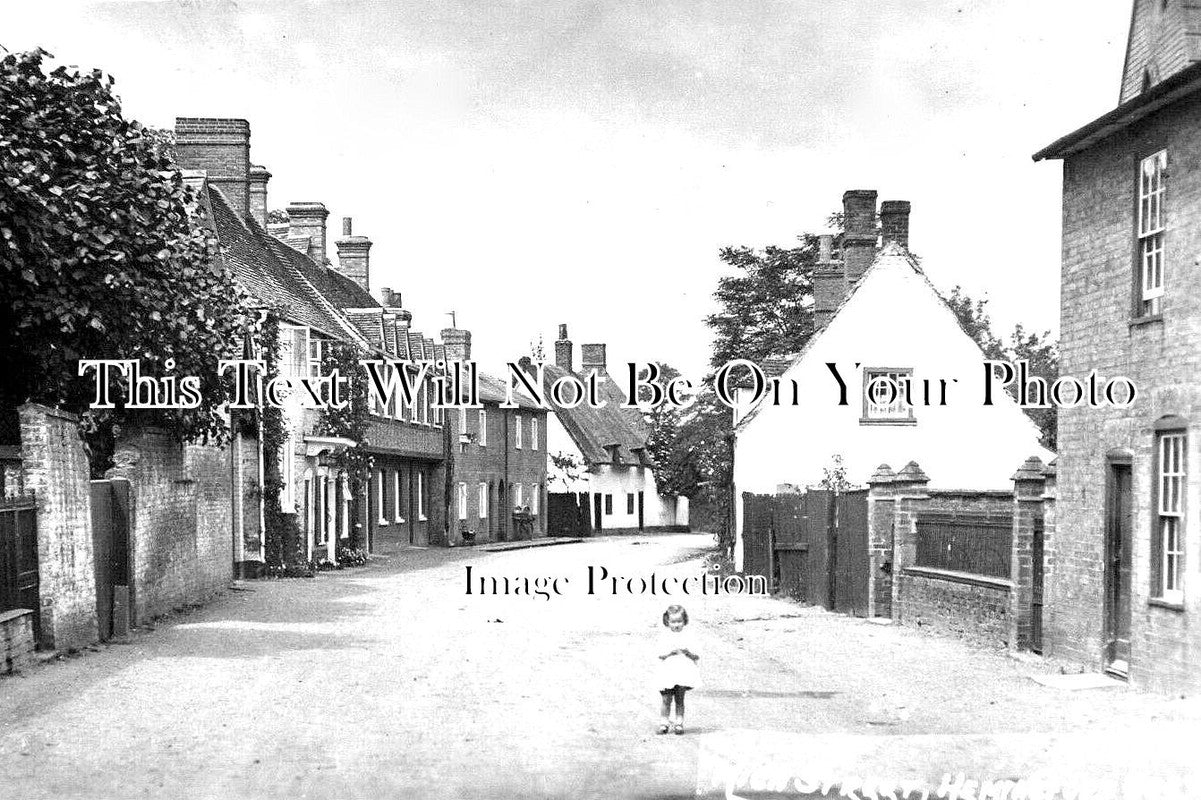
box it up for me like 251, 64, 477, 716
554, 324, 573, 371
335, 215, 372, 292
580, 343, 607, 375
880, 200, 911, 250
174, 118, 251, 220
380, 287, 400, 308
812, 234, 845, 332
287, 202, 329, 265
841, 189, 878, 286
248, 165, 271, 230
441, 328, 472, 363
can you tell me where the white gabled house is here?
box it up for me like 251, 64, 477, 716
732, 191, 1052, 570
538, 326, 688, 534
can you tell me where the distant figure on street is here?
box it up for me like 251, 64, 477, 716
653, 604, 700, 735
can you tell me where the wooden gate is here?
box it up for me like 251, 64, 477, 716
832, 489, 870, 616
742, 488, 870, 616
90, 479, 131, 641
0, 493, 39, 641
547, 493, 590, 537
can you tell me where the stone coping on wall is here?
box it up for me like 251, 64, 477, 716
0, 608, 35, 626
902, 566, 1012, 591
18, 402, 80, 423
925, 489, 1015, 499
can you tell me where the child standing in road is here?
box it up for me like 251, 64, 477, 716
654, 604, 700, 735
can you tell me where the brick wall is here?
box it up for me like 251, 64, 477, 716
106, 429, 232, 624
1055, 93, 1201, 692
895, 572, 1011, 647
869, 461, 1053, 650
18, 404, 98, 650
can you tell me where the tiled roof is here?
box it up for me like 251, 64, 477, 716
542, 362, 649, 466
478, 373, 541, 410
204, 187, 346, 338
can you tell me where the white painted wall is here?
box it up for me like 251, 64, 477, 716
732, 252, 1053, 567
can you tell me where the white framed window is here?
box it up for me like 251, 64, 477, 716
1138, 150, 1167, 316
531, 417, 539, 451
513, 482, 524, 510
478, 410, 487, 446
307, 334, 324, 378
478, 482, 488, 519
862, 368, 914, 423
393, 469, 403, 523
377, 469, 388, 525
317, 474, 329, 544
515, 415, 523, 449
418, 471, 426, 520
1156, 432, 1186, 602
627, 492, 635, 515
531, 484, 540, 515
458, 482, 468, 521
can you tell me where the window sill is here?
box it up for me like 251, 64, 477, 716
377, 520, 389, 527
1148, 597, 1184, 612
859, 418, 918, 427
393, 518, 405, 525
1129, 314, 1163, 329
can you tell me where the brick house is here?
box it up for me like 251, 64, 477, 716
1033, 0, 1201, 691
438, 340, 549, 544
731, 190, 1051, 572
540, 326, 687, 535
174, 117, 449, 563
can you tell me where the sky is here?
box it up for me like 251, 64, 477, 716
4, 0, 1132, 379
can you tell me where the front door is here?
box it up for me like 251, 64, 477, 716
1104, 462, 1133, 677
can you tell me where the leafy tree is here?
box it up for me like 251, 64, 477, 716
0, 49, 254, 465
942, 286, 1059, 450
705, 236, 820, 371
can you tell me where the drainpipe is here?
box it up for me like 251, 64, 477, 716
504, 408, 510, 540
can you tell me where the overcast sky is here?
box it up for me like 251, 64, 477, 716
5, 0, 1131, 378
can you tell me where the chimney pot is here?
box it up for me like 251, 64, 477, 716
580, 343, 608, 375
441, 328, 472, 362
174, 117, 252, 221
554, 324, 573, 372
841, 189, 878, 285
880, 200, 911, 250
334, 214, 371, 292
286, 201, 330, 266
343, 217, 353, 236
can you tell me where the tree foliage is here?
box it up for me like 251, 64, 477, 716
0, 49, 254, 459
942, 286, 1059, 450
705, 236, 820, 371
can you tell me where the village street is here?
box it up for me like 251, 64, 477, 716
2, 534, 1200, 799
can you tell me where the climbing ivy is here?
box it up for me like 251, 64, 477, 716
316, 340, 373, 550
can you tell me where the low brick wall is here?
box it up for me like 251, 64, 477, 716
106, 430, 232, 625
897, 568, 1011, 647
1, 608, 36, 674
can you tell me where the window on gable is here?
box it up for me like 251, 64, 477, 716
861, 368, 915, 424
1153, 431, 1186, 603
1138, 150, 1167, 317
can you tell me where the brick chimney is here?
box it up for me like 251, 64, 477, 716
840, 189, 878, 286
880, 200, 911, 250
380, 287, 399, 308
812, 234, 845, 331
335, 216, 372, 292
248, 165, 271, 230
441, 328, 472, 362
174, 118, 251, 220
287, 202, 329, 265
554, 324, 573, 372
580, 343, 607, 375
